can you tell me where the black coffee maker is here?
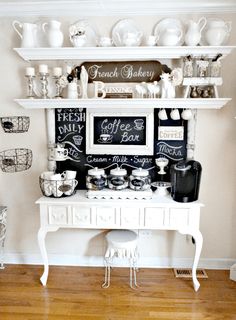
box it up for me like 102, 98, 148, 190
170, 160, 202, 203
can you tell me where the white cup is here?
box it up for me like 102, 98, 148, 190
181, 109, 193, 120
64, 179, 78, 196
170, 108, 180, 120
53, 147, 68, 161
42, 180, 52, 196
98, 36, 113, 47
52, 181, 64, 197
158, 108, 168, 120
50, 173, 62, 181
62, 170, 77, 180
146, 35, 156, 46
41, 171, 54, 180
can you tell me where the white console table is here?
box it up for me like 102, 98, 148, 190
36, 191, 203, 291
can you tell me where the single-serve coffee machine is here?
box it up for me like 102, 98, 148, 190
170, 160, 202, 203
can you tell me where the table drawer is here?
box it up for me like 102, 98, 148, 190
120, 207, 140, 227
96, 207, 118, 227
48, 205, 69, 225
169, 208, 190, 228
72, 206, 92, 226
144, 207, 165, 228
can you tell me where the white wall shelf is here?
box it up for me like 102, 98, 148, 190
14, 98, 231, 110
14, 46, 236, 61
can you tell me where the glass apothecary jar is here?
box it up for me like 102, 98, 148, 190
86, 167, 107, 190
108, 168, 128, 190
129, 168, 151, 191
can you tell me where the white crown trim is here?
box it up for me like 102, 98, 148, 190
1, 0, 236, 17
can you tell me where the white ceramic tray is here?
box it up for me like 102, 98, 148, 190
86, 188, 153, 200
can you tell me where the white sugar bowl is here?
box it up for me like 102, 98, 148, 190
129, 168, 151, 191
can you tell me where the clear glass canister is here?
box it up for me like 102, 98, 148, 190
108, 168, 128, 190
86, 167, 107, 190
129, 168, 151, 191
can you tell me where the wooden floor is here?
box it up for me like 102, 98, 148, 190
0, 265, 236, 320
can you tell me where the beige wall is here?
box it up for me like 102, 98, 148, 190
0, 12, 236, 267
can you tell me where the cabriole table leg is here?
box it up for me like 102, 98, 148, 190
38, 226, 59, 286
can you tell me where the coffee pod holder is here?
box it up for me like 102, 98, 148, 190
39, 177, 78, 198
0, 148, 33, 173
0, 116, 30, 133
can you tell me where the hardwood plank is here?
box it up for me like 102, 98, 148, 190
0, 265, 236, 319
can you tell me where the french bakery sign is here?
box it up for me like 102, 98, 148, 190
81, 61, 168, 83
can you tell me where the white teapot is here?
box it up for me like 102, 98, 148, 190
157, 28, 182, 46
116, 31, 142, 46
205, 19, 231, 46
184, 17, 207, 46
12, 20, 38, 48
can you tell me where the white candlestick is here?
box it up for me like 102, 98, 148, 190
53, 67, 62, 77
25, 67, 35, 76
39, 64, 48, 74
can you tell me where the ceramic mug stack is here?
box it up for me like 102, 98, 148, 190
40, 170, 77, 197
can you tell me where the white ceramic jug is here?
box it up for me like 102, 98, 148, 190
205, 20, 231, 46
42, 20, 64, 48
12, 20, 38, 48
157, 28, 182, 46
184, 17, 207, 46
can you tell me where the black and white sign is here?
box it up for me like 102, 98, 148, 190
86, 109, 154, 155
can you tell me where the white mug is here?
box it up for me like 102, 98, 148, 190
64, 179, 78, 196
158, 108, 168, 120
146, 35, 156, 46
52, 147, 68, 161
41, 171, 54, 180
98, 36, 113, 47
62, 170, 77, 180
50, 173, 62, 181
181, 109, 193, 120
170, 108, 180, 120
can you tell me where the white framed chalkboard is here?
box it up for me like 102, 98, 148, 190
86, 109, 154, 155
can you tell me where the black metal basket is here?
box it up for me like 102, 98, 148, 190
39, 177, 78, 198
0, 116, 30, 133
0, 148, 33, 173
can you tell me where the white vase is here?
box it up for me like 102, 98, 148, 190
42, 20, 64, 48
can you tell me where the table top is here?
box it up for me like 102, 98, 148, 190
36, 190, 204, 208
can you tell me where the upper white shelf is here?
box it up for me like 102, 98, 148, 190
14, 98, 231, 110
14, 46, 236, 61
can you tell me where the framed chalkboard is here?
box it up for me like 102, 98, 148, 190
86, 109, 154, 155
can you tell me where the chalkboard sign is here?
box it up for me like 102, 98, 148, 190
55, 108, 187, 189
86, 109, 154, 155
154, 109, 187, 162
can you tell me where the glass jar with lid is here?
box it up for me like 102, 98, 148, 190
129, 168, 151, 191
108, 168, 128, 190
86, 167, 107, 190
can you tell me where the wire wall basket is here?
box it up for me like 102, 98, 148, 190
0, 116, 30, 133
39, 177, 78, 198
0, 148, 33, 173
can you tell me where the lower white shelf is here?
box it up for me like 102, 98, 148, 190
14, 98, 231, 109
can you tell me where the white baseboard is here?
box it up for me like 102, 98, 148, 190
3, 253, 236, 270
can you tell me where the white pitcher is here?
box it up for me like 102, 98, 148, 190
42, 20, 64, 48
12, 20, 38, 48
205, 19, 231, 46
184, 17, 207, 46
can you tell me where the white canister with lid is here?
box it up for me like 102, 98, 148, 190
129, 168, 151, 191
86, 167, 107, 190
108, 168, 128, 190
